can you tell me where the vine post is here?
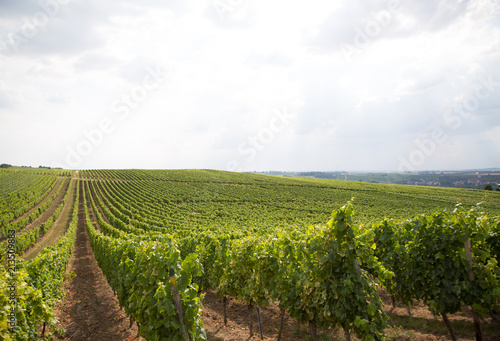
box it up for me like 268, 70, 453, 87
256, 307, 263, 340
170, 269, 192, 341
248, 302, 254, 337
309, 318, 318, 341
277, 310, 285, 341
342, 323, 351, 341
223, 296, 228, 326
464, 238, 483, 341
441, 313, 457, 341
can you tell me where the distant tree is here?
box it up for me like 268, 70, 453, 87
0, 163, 12, 168
484, 183, 493, 190
496, 186, 500, 191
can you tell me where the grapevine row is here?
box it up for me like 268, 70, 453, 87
0, 172, 58, 227
0, 179, 79, 340
82, 180, 206, 340
81, 170, 500, 340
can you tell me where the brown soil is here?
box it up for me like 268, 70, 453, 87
7, 177, 65, 227
16, 177, 70, 236
201, 291, 312, 341
52, 181, 144, 341
22, 179, 77, 261
200, 290, 500, 341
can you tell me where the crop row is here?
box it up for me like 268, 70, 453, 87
0, 179, 79, 340
80, 170, 500, 340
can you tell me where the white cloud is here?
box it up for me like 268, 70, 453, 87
0, 0, 499, 171
0, 81, 21, 108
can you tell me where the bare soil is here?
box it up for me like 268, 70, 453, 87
7, 177, 65, 227
52, 181, 144, 341
201, 290, 500, 341
201, 291, 311, 341
22, 179, 77, 261
16, 177, 70, 236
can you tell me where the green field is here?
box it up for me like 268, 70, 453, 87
2, 168, 500, 341
82, 168, 500, 229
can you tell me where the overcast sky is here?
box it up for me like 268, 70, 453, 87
1, 0, 499, 171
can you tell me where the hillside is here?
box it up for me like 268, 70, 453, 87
81, 169, 500, 227
2, 168, 500, 341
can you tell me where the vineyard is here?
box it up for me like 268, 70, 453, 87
1, 168, 500, 340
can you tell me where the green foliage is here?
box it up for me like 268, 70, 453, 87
0, 180, 79, 340
0, 169, 59, 228
84, 187, 206, 340
78, 169, 500, 339
0, 179, 71, 259
2, 169, 500, 340
80, 169, 500, 233
191, 204, 389, 340
373, 204, 500, 337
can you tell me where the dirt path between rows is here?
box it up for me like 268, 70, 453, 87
53, 181, 144, 341
15, 177, 70, 237
22, 179, 77, 261
7, 177, 64, 226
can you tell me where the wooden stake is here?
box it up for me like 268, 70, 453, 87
391, 295, 397, 309
172, 284, 191, 341
248, 303, 254, 337
256, 307, 263, 340
442, 313, 457, 341
223, 296, 227, 326
309, 318, 318, 341
465, 238, 483, 341
277, 310, 285, 341
343, 324, 351, 341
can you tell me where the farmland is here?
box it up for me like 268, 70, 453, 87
1, 168, 500, 340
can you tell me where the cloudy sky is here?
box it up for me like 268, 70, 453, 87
1, 0, 499, 171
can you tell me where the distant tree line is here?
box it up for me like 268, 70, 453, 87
0, 164, 61, 170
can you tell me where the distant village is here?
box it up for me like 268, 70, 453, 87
256, 170, 500, 191
399, 171, 500, 190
